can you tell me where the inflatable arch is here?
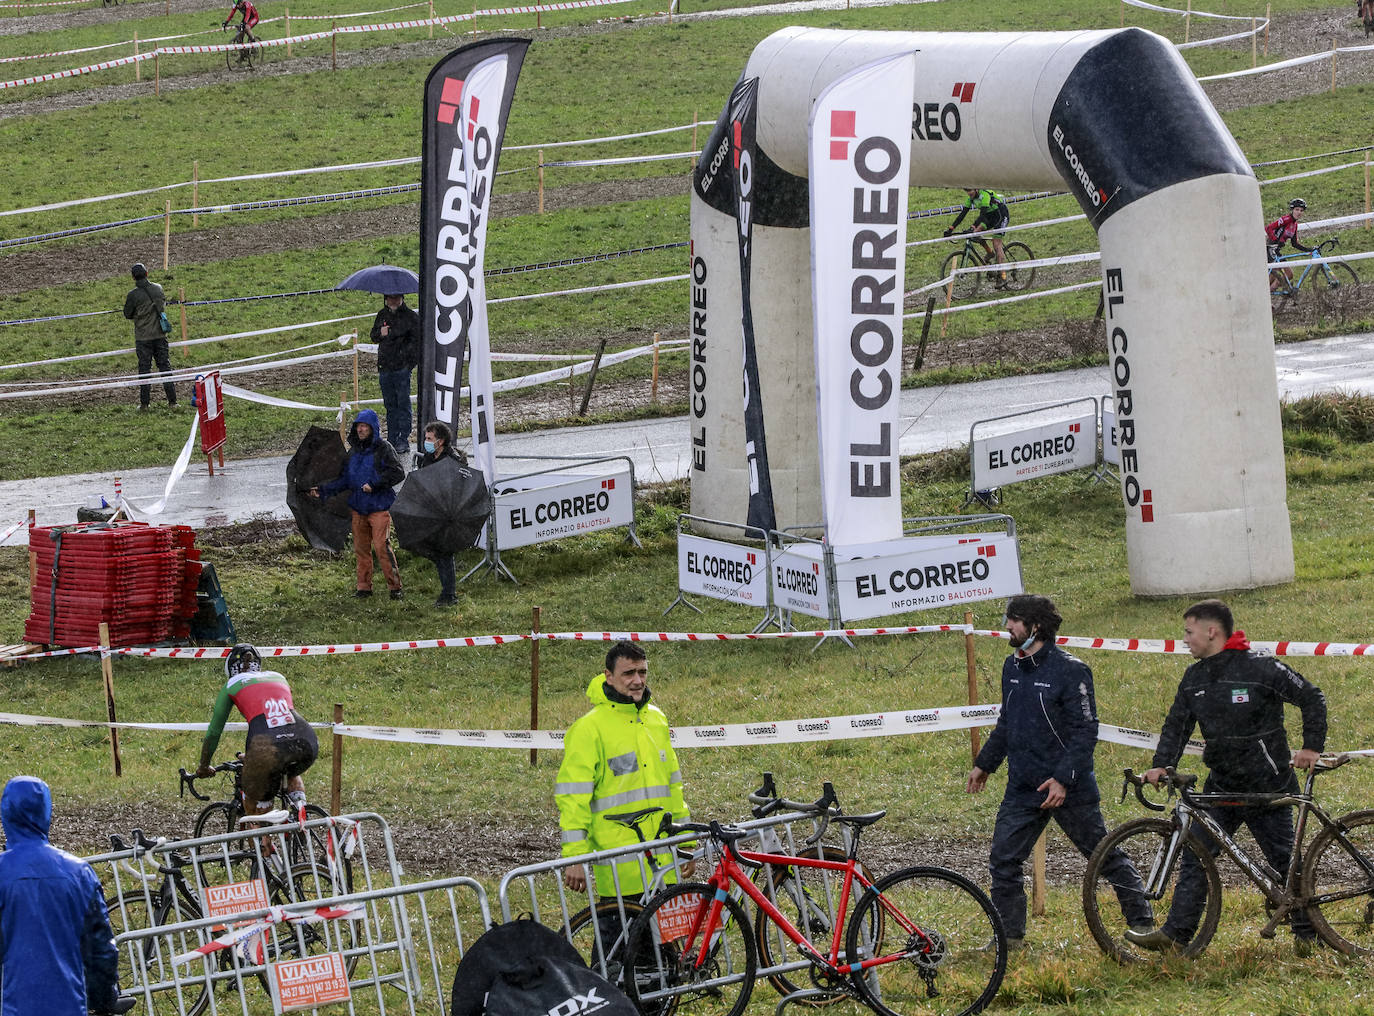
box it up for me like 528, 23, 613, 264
688, 27, 1294, 596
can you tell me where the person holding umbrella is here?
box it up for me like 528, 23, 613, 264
310, 408, 405, 599
372, 294, 421, 456
417, 421, 466, 608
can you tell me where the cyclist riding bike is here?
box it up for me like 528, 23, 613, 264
1265, 197, 1312, 294
223, 0, 260, 36
945, 187, 1011, 286
194, 644, 317, 819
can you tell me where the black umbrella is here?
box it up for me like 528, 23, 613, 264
392, 457, 491, 557
336, 264, 420, 295
286, 426, 352, 551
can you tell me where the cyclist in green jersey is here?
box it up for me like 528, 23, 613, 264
195, 644, 318, 817
945, 188, 1011, 287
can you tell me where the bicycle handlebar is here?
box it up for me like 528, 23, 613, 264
179, 758, 243, 801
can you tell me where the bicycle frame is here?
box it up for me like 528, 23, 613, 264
1270, 243, 1339, 295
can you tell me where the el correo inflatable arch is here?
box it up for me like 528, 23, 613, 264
688, 26, 1294, 596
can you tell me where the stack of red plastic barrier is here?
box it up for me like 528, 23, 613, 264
26, 521, 203, 647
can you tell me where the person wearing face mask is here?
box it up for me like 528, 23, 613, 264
965, 594, 1153, 951
416, 421, 467, 608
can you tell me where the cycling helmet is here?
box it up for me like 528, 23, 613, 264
1289, 198, 1307, 210
225, 643, 262, 678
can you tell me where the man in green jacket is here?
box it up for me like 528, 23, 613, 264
122, 262, 177, 410
556, 641, 690, 895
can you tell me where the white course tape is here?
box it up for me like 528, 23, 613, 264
118, 413, 199, 518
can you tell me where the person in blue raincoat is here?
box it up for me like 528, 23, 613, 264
0, 775, 125, 1016
311, 408, 405, 599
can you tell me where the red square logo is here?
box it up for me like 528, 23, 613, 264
829, 110, 856, 160
437, 77, 464, 125
601, 478, 615, 490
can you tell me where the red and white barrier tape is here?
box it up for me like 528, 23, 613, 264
10, 625, 1374, 661
172, 903, 362, 967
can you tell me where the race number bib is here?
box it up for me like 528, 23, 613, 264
264, 697, 293, 728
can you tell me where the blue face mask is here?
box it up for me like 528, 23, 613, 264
423, 439, 437, 454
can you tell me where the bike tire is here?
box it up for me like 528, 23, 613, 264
109, 889, 222, 1016
845, 865, 1004, 1016
1309, 261, 1361, 316
1000, 241, 1035, 292
566, 900, 678, 1016
1300, 808, 1374, 954
192, 800, 249, 887
269, 861, 360, 976
1082, 816, 1221, 963
941, 250, 981, 301
753, 845, 874, 1006
623, 882, 756, 1016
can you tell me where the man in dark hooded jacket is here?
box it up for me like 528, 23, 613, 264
0, 775, 125, 1016
311, 408, 405, 599
122, 262, 177, 410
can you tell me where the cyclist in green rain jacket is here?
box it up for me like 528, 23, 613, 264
556, 641, 690, 896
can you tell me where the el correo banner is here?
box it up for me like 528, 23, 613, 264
809, 51, 916, 546
418, 39, 529, 483
677, 533, 768, 608
971, 412, 1096, 490
770, 545, 830, 619
1102, 397, 1120, 466
833, 532, 1023, 620
493, 467, 632, 550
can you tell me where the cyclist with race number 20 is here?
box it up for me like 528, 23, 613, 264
195, 644, 317, 819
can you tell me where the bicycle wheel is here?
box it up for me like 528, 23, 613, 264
999, 241, 1035, 292
1271, 284, 1294, 316
623, 883, 756, 1016
1301, 809, 1374, 954
845, 865, 1004, 1016
940, 250, 980, 301
107, 892, 160, 998
566, 900, 677, 1016
1082, 816, 1221, 963
754, 846, 873, 1005
261, 862, 360, 977
1309, 261, 1361, 317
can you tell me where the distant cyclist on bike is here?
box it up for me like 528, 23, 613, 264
944, 188, 1011, 287
195, 644, 316, 818
223, 0, 260, 45
1265, 198, 1312, 295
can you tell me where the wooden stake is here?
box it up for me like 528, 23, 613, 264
286, 8, 292, 57
134, 33, 140, 82
1251, 18, 1257, 67
331, 703, 343, 814
650, 331, 660, 402
179, 287, 189, 356
162, 200, 171, 270
538, 150, 545, 214
155, 52, 160, 96
429, 0, 434, 37
99, 622, 123, 778
1120, 0, 1124, 26
331, 22, 337, 71
1331, 38, 1337, 94
536, 5, 540, 28
578, 336, 609, 417
530, 606, 541, 767
1263, 4, 1269, 55
963, 610, 980, 761
192, 160, 200, 228
1032, 830, 1048, 917
1184, 0, 1190, 43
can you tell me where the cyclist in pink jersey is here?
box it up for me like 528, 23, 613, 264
195, 644, 317, 816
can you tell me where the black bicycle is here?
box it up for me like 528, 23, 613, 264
181, 759, 353, 892
941, 231, 1035, 300
221, 21, 258, 71
1083, 756, 1374, 962
105, 829, 356, 1016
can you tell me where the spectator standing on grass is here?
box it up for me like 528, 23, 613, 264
311, 408, 405, 599
1128, 599, 1326, 956
556, 641, 691, 895
966, 594, 1154, 951
416, 420, 466, 608
0, 775, 129, 1016
371, 294, 421, 456
122, 262, 177, 411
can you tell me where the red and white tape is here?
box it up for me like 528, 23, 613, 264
172, 902, 362, 967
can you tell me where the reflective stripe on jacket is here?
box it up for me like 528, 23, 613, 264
555, 673, 688, 896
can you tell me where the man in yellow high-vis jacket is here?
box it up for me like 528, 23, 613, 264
556, 641, 690, 895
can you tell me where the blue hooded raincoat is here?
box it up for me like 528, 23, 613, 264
318, 408, 405, 515
0, 776, 120, 1016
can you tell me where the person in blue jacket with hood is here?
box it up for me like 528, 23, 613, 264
311, 408, 406, 599
0, 775, 127, 1016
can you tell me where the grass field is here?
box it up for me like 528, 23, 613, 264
4, 0, 1374, 1010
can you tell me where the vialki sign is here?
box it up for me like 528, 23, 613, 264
492, 467, 633, 550
271, 952, 351, 1012
832, 532, 1022, 620
971, 413, 1097, 490
677, 533, 768, 607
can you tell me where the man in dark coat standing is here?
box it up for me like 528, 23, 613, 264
122, 262, 177, 410
967, 594, 1153, 950
370, 294, 421, 455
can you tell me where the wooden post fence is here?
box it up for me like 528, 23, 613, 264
963, 609, 981, 761
650, 331, 660, 402
530, 606, 541, 767
286, 8, 293, 56
1263, 4, 1269, 55
1331, 39, 1337, 94
331, 703, 343, 814
1251, 18, 1257, 66
134, 33, 140, 82
155, 52, 160, 96
331, 22, 337, 70
1184, 0, 1191, 43
578, 337, 609, 417
429, 0, 434, 36
99, 622, 123, 778
538, 150, 545, 215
